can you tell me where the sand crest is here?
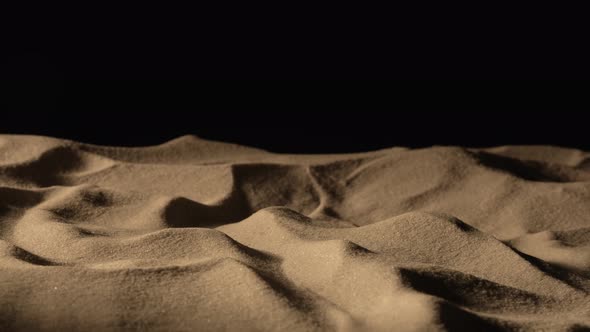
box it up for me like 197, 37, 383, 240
0, 135, 589, 331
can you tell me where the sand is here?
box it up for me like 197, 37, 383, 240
0, 134, 589, 331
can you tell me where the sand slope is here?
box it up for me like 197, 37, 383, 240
1, 135, 589, 331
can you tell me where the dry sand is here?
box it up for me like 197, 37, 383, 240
0, 134, 589, 331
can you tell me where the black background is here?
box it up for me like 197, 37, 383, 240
3, 5, 589, 153
3, 80, 589, 153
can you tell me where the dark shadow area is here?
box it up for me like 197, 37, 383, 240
11, 246, 61, 266
472, 151, 577, 182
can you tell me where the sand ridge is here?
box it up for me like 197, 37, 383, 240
0, 134, 589, 331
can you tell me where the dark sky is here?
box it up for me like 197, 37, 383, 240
3, 79, 589, 153
4, 10, 588, 153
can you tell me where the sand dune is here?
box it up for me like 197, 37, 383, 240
0, 134, 589, 331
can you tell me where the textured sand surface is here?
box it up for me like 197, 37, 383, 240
1, 135, 589, 331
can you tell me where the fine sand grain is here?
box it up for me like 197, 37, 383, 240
0, 134, 589, 331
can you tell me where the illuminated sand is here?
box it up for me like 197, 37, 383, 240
1, 135, 589, 331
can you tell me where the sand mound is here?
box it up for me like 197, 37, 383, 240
1, 134, 589, 331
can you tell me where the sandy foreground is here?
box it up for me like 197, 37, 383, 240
0, 134, 589, 331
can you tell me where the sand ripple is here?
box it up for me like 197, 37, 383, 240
1, 135, 589, 331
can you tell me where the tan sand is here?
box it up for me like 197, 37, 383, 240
0, 134, 589, 331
